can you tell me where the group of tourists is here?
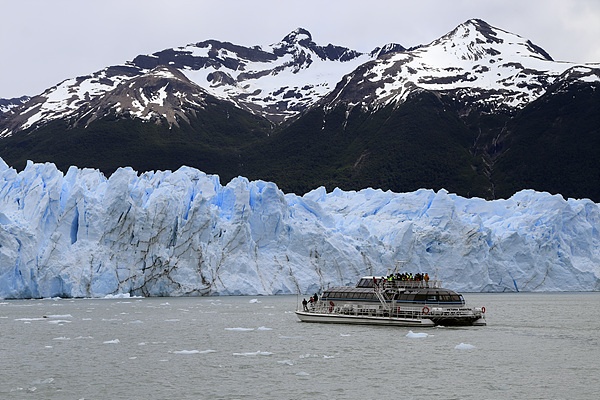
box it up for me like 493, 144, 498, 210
388, 272, 429, 282
301, 293, 319, 311
373, 272, 430, 288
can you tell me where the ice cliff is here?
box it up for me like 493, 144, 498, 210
1, 158, 599, 299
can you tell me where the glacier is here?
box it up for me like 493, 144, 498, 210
0, 158, 599, 299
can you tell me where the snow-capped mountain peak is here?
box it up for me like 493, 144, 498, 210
1, 28, 377, 136
435, 18, 553, 62
1, 21, 596, 138
80, 65, 210, 128
322, 19, 587, 113
280, 27, 313, 46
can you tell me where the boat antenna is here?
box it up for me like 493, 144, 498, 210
395, 260, 407, 274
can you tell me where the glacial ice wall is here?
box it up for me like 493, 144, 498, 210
0, 158, 599, 298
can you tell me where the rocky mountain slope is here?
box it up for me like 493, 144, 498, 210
0, 96, 30, 114
1, 19, 599, 200
0, 28, 385, 136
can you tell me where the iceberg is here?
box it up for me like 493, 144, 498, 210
0, 158, 599, 299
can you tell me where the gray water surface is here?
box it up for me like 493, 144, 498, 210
1, 293, 599, 399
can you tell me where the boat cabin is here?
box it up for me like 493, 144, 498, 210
321, 276, 466, 306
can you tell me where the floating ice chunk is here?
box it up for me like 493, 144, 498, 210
45, 314, 72, 319
249, 299, 261, 303
295, 371, 310, 376
299, 354, 320, 359
455, 343, 476, 350
103, 339, 120, 344
47, 320, 71, 324
172, 349, 216, 355
278, 359, 294, 365
257, 326, 272, 331
53, 337, 70, 340
173, 350, 200, 355
233, 351, 273, 356
406, 330, 429, 338
103, 293, 134, 299
15, 318, 45, 321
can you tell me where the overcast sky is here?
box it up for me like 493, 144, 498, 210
2, 0, 599, 98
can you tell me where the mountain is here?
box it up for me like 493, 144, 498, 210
1, 20, 599, 200
0, 27, 381, 136
242, 19, 600, 198
0, 159, 598, 299
318, 18, 579, 113
0, 96, 30, 113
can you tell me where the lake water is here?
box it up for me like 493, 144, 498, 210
1, 293, 599, 399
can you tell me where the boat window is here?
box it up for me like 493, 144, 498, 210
413, 294, 426, 301
427, 295, 438, 301
357, 279, 373, 288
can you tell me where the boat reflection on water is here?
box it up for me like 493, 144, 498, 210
296, 276, 486, 327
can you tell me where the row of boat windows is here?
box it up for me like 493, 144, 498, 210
323, 291, 464, 303
325, 292, 376, 300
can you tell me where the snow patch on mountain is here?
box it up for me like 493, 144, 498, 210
176, 29, 373, 122
1, 20, 597, 138
1, 28, 377, 136
0, 96, 30, 114
0, 158, 598, 299
324, 19, 591, 113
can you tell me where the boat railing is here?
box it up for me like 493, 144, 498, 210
376, 280, 442, 290
302, 301, 482, 319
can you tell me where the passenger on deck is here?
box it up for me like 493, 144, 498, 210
302, 298, 308, 311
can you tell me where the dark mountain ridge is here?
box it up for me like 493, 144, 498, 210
1, 20, 599, 200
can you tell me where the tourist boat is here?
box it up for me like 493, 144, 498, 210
296, 276, 486, 327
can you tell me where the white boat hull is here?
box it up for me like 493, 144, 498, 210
295, 310, 436, 327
